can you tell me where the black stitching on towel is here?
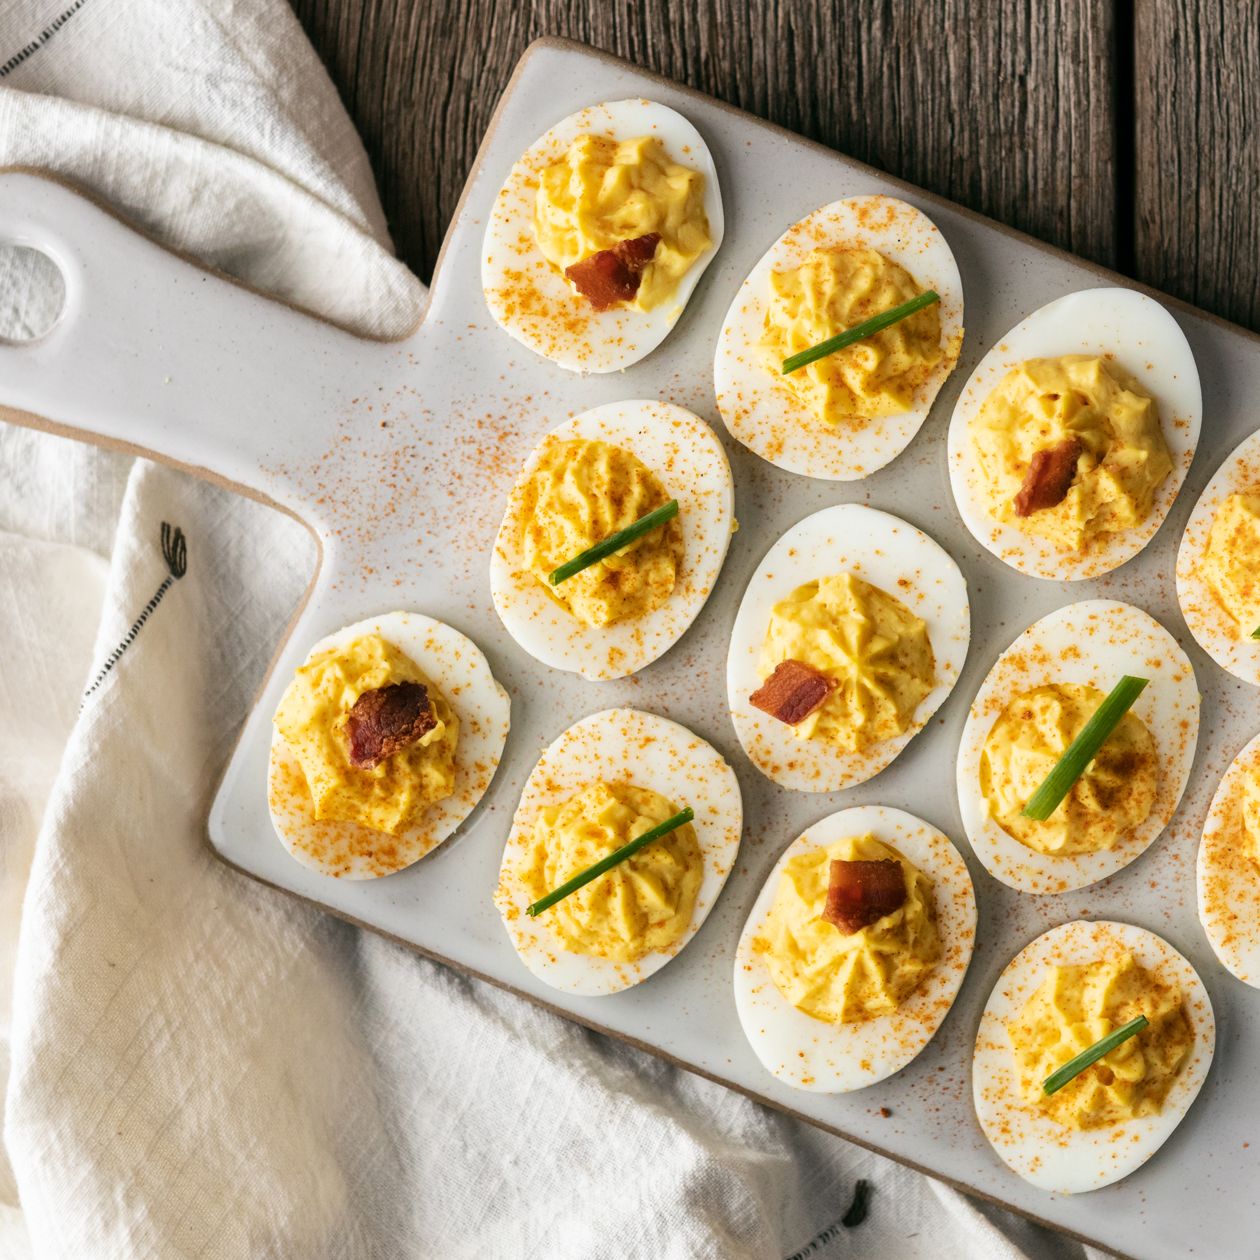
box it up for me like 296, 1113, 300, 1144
0, 0, 90, 79
83, 522, 188, 702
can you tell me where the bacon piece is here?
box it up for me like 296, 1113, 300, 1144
822, 859, 908, 934
1013, 435, 1084, 516
749, 659, 838, 726
345, 682, 436, 769
564, 233, 662, 310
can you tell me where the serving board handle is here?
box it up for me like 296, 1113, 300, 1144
0, 170, 388, 517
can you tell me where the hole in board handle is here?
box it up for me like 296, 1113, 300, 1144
0, 244, 66, 343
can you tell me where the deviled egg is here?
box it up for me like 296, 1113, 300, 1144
714, 194, 964, 479
482, 99, 723, 372
734, 805, 976, 1092
974, 920, 1214, 1193
494, 708, 742, 996
727, 503, 969, 792
1198, 729, 1260, 986
268, 612, 510, 879
948, 288, 1201, 579
956, 600, 1198, 895
490, 399, 734, 680
1176, 425, 1260, 685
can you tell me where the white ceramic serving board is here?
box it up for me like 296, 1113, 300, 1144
2, 38, 1257, 1260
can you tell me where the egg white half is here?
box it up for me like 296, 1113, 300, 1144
956, 600, 1199, 895
267, 612, 511, 880
494, 707, 742, 996
1176, 425, 1260, 685
973, 919, 1215, 1194
489, 399, 734, 681
727, 504, 970, 792
481, 99, 724, 373
1197, 729, 1260, 986
947, 288, 1201, 580
733, 805, 976, 1092
713, 195, 964, 480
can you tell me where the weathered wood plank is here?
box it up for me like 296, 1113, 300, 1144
288, 0, 1119, 282
1135, 2, 1260, 331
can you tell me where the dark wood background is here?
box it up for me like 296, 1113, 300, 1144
287, 0, 1259, 333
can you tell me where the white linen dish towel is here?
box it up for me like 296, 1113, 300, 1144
0, 2, 1108, 1257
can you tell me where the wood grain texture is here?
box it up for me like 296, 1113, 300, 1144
288, 0, 1120, 282
1135, 1, 1260, 330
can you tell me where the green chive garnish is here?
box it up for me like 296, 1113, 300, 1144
781, 290, 941, 375
1042, 1015, 1149, 1095
1021, 676, 1150, 822
526, 806, 694, 917
549, 499, 679, 586
1251, 625, 1260, 640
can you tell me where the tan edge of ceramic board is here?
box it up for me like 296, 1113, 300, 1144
0, 404, 1140, 1260
204, 844, 1139, 1260
0, 34, 1255, 1260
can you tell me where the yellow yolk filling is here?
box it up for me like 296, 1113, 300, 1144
971, 355, 1172, 551
519, 437, 683, 628
1008, 951, 1193, 1130
754, 834, 940, 1024
533, 134, 711, 311
273, 633, 458, 835
760, 246, 946, 427
522, 780, 701, 963
980, 683, 1158, 857
758, 572, 936, 751
1202, 492, 1260, 636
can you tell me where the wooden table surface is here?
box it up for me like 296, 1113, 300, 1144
289, 0, 1259, 333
